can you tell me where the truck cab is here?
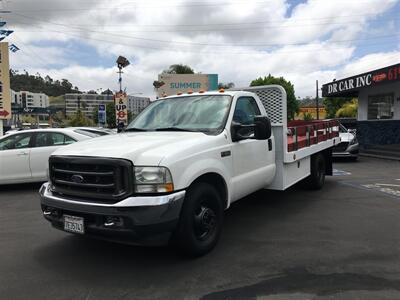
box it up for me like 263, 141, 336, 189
40, 85, 339, 256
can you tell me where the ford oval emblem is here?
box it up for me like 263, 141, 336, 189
71, 174, 84, 184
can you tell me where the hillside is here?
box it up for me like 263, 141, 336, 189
10, 70, 81, 96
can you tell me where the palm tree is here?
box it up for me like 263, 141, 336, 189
163, 64, 194, 74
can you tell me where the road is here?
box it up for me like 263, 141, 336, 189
1, 157, 400, 299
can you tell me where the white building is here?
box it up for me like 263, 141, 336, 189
65, 93, 114, 118
128, 95, 150, 115
11, 90, 49, 108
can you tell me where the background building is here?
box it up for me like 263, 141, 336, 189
128, 95, 150, 115
322, 63, 400, 148
65, 93, 114, 118
11, 90, 49, 108
296, 98, 326, 120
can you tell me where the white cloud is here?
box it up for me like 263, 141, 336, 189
3, 0, 400, 98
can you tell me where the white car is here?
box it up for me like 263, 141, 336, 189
0, 128, 94, 185
332, 124, 359, 160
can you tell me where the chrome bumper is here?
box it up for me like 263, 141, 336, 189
39, 182, 186, 208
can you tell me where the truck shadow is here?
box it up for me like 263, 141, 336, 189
0, 182, 43, 193
32, 179, 339, 287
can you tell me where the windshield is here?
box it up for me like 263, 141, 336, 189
127, 95, 232, 133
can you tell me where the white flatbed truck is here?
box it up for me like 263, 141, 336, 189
40, 85, 340, 256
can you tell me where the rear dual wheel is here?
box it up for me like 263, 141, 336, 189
303, 153, 326, 190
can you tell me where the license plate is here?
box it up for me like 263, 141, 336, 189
64, 215, 85, 234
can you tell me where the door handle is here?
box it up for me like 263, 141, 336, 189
17, 151, 28, 156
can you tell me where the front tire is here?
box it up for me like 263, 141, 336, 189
172, 182, 223, 257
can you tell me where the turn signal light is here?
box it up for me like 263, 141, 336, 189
199, 90, 205, 93
187, 90, 193, 94
177, 92, 183, 95
219, 88, 225, 93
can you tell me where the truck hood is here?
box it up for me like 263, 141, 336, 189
51, 131, 216, 165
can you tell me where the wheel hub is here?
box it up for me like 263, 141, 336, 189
195, 205, 217, 239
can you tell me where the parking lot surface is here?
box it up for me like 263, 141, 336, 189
1, 157, 400, 299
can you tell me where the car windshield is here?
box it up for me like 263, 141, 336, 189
127, 95, 232, 134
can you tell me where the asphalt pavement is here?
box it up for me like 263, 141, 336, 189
1, 157, 400, 299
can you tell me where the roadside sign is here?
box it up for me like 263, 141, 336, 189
115, 92, 128, 126
0, 42, 11, 120
98, 104, 106, 124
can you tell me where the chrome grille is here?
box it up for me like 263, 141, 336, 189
49, 156, 133, 203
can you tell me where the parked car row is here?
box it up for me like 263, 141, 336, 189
0, 127, 114, 185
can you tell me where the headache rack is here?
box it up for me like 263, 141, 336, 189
49, 156, 133, 203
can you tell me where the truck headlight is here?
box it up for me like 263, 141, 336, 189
134, 166, 174, 193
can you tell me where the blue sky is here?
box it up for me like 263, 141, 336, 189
4, 0, 400, 98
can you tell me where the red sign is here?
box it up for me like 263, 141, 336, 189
0, 110, 9, 117
117, 111, 126, 119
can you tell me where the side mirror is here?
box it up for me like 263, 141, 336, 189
231, 122, 249, 142
254, 116, 271, 140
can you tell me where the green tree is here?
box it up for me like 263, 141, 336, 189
335, 99, 358, 118
218, 82, 235, 89
303, 112, 314, 121
323, 97, 352, 118
250, 74, 299, 120
68, 111, 93, 127
10, 69, 80, 96
163, 64, 194, 74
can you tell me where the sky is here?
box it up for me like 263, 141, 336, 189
2, 0, 400, 99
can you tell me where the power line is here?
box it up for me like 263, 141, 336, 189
11, 12, 400, 33
8, 11, 397, 27
8, 22, 400, 55
10, 34, 50, 67
10, 13, 400, 48
5, 0, 397, 11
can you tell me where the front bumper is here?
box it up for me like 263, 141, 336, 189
39, 182, 185, 246
332, 143, 359, 158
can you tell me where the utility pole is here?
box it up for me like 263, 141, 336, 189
316, 80, 319, 120
117, 67, 123, 93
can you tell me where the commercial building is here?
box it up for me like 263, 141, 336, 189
322, 63, 400, 147
65, 93, 114, 118
128, 95, 150, 115
11, 90, 49, 108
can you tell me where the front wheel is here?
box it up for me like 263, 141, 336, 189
172, 182, 223, 257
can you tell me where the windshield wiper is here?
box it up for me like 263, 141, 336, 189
125, 127, 148, 132
155, 127, 197, 132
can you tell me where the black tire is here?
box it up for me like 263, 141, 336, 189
172, 182, 224, 257
303, 153, 326, 190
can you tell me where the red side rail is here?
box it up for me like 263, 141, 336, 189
287, 119, 339, 152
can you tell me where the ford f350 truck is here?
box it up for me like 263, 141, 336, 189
40, 85, 340, 256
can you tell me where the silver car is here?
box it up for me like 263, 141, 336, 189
332, 123, 359, 160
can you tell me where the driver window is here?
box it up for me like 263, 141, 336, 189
233, 97, 260, 125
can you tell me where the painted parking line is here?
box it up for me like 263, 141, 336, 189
333, 169, 351, 176
362, 184, 400, 198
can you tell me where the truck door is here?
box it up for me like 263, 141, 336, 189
230, 96, 275, 201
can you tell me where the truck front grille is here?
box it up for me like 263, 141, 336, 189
49, 156, 133, 203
